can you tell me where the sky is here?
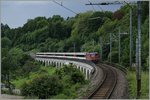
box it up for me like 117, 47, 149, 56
1, 0, 123, 28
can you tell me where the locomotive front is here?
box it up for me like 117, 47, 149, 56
85, 52, 100, 63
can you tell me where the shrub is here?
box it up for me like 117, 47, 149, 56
55, 65, 85, 84
21, 74, 63, 99
71, 71, 85, 84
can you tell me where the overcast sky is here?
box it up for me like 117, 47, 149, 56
1, 0, 123, 28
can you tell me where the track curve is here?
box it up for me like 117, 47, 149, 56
88, 64, 117, 99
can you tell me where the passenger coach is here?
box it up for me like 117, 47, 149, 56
36, 52, 100, 62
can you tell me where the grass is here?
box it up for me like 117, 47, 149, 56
126, 70, 149, 99
40, 66, 56, 75
11, 78, 28, 88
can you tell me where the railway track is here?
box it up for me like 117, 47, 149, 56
88, 64, 117, 99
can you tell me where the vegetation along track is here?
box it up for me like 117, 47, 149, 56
88, 64, 117, 99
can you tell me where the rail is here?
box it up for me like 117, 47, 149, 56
104, 61, 127, 74
87, 64, 117, 99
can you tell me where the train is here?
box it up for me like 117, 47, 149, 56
36, 52, 100, 62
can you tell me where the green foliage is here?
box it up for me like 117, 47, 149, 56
39, 66, 56, 75
71, 71, 85, 84
20, 54, 34, 65
2, 47, 23, 75
97, 18, 117, 42
2, 55, 15, 75
143, 57, 149, 71
1, 23, 10, 37
11, 66, 55, 88
1, 37, 11, 48
1, 47, 35, 91
1, 2, 149, 98
108, 50, 118, 63
1, 2, 148, 63
126, 71, 149, 99
9, 47, 23, 59
21, 74, 62, 99
19, 65, 86, 99
22, 17, 48, 33
81, 41, 100, 52
1, 49, 22, 93
20, 61, 39, 76
112, 10, 124, 20
55, 65, 85, 84
12, 78, 28, 89
52, 94, 69, 99
52, 65, 86, 98
1, 48, 9, 58
141, 17, 149, 70
141, 1, 149, 23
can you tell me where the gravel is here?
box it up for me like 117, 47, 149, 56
81, 63, 129, 99
110, 66, 129, 99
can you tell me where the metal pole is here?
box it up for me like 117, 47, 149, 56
93, 40, 94, 52
136, 1, 141, 98
100, 37, 103, 61
110, 33, 112, 63
119, 27, 121, 64
73, 42, 76, 52
130, 8, 133, 68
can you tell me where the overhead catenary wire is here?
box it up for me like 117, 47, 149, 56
52, 0, 78, 15
88, 0, 96, 11
97, 5, 104, 12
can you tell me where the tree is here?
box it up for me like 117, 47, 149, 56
141, 1, 149, 23
51, 15, 64, 22
8, 47, 24, 67
20, 61, 39, 78
1, 47, 24, 93
20, 54, 34, 65
81, 41, 100, 52
22, 17, 48, 33
112, 10, 124, 20
88, 11, 105, 32
1, 23, 10, 37
2, 54, 17, 93
1, 37, 11, 48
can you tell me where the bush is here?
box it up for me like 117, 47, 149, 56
55, 65, 85, 84
20, 65, 87, 99
21, 74, 63, 99
71, 71, 85, 84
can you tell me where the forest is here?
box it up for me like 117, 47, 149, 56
1, 1, 149, 99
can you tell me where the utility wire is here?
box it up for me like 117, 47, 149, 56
88, 0, 96, 11
52, 0, 78, 15
97, 5, 104, 12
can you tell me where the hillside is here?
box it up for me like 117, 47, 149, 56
2, 2, 148, 68
1, 1, 149, 98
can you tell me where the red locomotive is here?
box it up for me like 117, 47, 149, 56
85, 52, 99, 62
